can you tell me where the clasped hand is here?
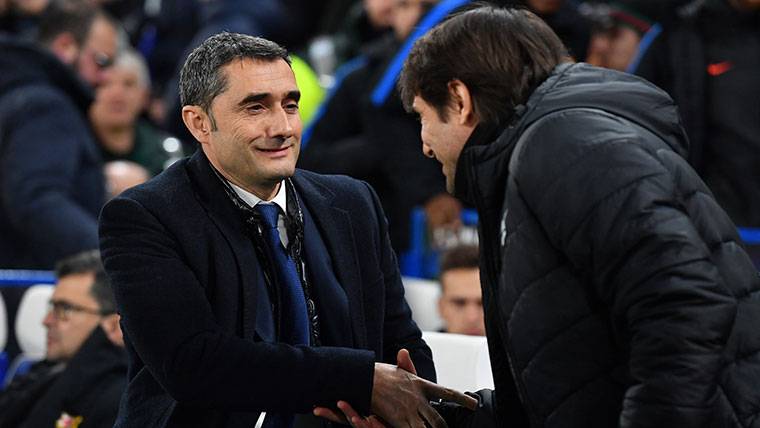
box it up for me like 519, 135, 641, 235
314, 349, 477, 427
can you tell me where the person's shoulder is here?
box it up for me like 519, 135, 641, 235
1, 81, 74, 116
113, 157, 192, 206
294, 169, 379, 209
295, 168, 367, 191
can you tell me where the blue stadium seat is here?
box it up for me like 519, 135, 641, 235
400, 208, 478, 279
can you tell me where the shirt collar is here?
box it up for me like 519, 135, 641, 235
229, 180, 288, 214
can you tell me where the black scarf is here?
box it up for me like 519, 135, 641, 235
210, 167, 321, 346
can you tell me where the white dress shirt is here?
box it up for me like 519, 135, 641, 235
229, 180, 289, 247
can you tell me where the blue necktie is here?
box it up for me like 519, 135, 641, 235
256, 204, 309, 428
255, 203, 310, 345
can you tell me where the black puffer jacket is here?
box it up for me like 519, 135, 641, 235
0, 35, 104, 269
455, 63, 760, 427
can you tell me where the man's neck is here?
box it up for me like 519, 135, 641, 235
94, 124, 135, 155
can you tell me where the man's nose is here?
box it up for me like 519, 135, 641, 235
465, 303, 482, 321
268, 106, 296, 139
42, 309, 55, 327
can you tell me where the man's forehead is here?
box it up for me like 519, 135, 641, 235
221, 57, 293, 78
54, 272, 96, 300
220, 58, 298, 95
86, 17, 117, 50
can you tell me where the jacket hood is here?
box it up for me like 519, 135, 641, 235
0, 35, 93, 111
513, 62, 688, 157
454, 62, 689, 205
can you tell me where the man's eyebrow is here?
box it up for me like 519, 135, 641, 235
285, 90, 301, 102
237, 90, 301, 107
237, 92, 269, 107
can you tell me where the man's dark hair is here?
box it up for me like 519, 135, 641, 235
398, 4, 567, 125
440, 244, 480, 275
179, 32, 290, 129
36, 0, 106, 46
55, 250, 116, 314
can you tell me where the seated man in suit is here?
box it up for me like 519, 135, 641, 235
0, 250, 127, 428
99, 32, 474, 428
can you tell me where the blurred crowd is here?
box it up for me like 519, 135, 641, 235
1, 0, 758, 265
0, 0, 758, 424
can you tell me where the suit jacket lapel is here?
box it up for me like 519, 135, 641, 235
186, 151, 275, 343
300, 200, 352, 347
293, 171, 368, 348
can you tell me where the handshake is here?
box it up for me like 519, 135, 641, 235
313, 349, 496, 428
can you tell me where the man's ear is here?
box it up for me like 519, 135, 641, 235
99, 314, 124, 347
48, 32, 79, 66
182, 105, 212, 144
447, 79, 478, 127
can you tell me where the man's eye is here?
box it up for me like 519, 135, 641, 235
57, 302, 74, 312
247, 104, 264, 112
285, 103, 299, 111
451, 299, 467, 308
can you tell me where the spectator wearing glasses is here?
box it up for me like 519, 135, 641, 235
0, 0, 118, 361
0, 250, 127, 428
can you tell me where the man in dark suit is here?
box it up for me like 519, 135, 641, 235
99, 32, 474, 428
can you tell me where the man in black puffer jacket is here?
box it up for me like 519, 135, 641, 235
396, 5, 760, 428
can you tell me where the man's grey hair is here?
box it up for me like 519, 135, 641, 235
114, 48, 151, 89
55, 250, 116, 314
179, 32, 290, 129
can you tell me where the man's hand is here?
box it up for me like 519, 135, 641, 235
313, 401, 386, 428
372, 349, 477, 427
314, 349, 477, 427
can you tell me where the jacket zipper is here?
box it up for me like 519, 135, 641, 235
469, 154, 536, 424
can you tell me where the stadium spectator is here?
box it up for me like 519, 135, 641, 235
438, 245, 484, 336
394, 4, 760, 426
0, 0, 116, 269
299, 0, 464, 255
584, 2, 651, 71
0, 250, 126, 428
90, 48, 175, 177
0, 0, 118, 362
521, 0, 592, 61
632, 0, 760, 228
325, 0, 395, 66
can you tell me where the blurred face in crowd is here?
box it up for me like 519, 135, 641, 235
365, 0, 395, 29
526, 0, 564, 14
90, 61, 148, 129
586, 26, 640, 72
413, 80, 477, 193
43, 272, 103, 361
438, 268, 485, 336
105, 160, 150, 199
392, 0, 435, 40
75, 16, 118, 87
13, 0, 49, 14
185, 58, 302, 200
